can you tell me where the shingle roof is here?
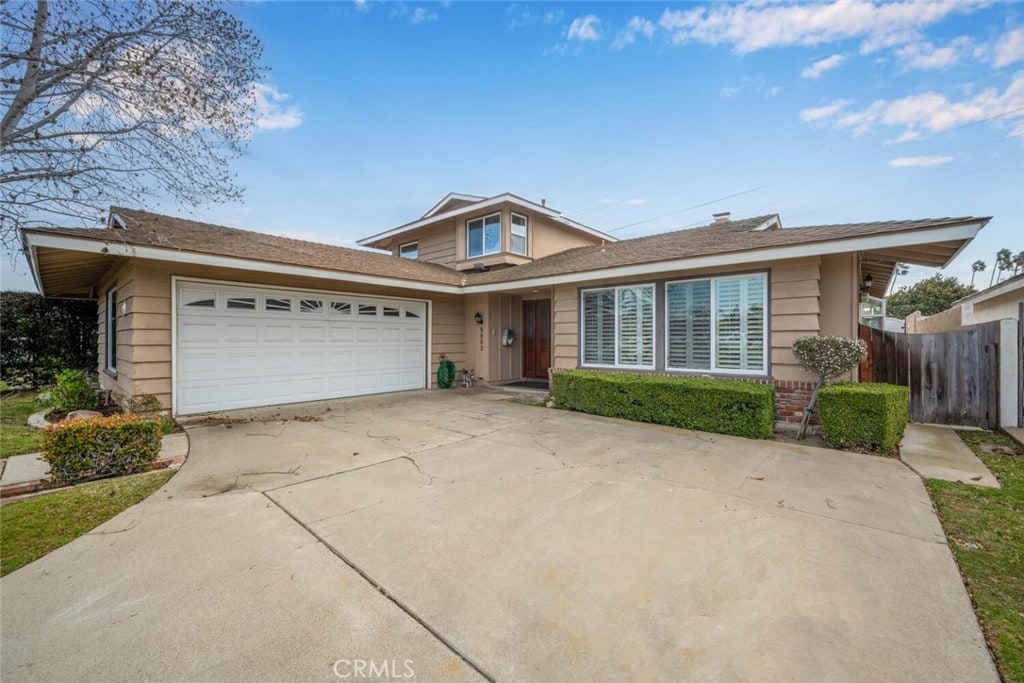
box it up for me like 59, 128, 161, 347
23, 208, 989, 292
464, 215, 988, 285
24, 207, 466, 287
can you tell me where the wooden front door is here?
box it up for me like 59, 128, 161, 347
523, 299, 551, 380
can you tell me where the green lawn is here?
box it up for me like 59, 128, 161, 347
927, 430, 1024, 683
1, 391, 42, 458
0, 470, 173, 576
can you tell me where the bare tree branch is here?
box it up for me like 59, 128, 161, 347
0, 0, 266, 247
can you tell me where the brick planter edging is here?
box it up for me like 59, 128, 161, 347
740, 379, 820, 426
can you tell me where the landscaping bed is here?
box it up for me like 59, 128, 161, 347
927, 430, 1023, 682
0, 470, 173, 576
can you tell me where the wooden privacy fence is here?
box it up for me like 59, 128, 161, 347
859, 321, 1001, 429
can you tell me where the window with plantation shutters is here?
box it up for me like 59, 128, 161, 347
666, 280, 711, 370
582, 289, 616, 365
582, 285, 654, 368
666, 273, 767, 374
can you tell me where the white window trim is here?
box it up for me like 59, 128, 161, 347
466, 211, 502, 258
510, 212, 528, 256
399, 241, 419, 260
105, 286, 118, 375
580, 284, 656, 371
664, 273, 768, 376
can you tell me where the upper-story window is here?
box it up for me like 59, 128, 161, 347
467, 212, 501, 258
399, 241, 419, 259
510, 213, 528, 255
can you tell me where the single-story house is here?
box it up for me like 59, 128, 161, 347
21, 192, 989, 420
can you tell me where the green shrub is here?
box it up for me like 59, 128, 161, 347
817, 382, 909, 452
41, 414, 162, 485
50, 369, 97, 412
552, 370, 775, 439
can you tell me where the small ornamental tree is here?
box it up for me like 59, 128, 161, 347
791, 335, 867, 438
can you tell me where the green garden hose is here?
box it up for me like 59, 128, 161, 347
437, 354, 456, 389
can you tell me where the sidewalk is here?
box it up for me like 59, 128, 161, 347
900, 424, 1000, 488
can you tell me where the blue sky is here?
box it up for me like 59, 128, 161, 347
4, 0, 1022, 292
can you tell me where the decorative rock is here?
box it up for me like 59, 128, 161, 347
65, 409, 102, 421
27, 409, 52, 429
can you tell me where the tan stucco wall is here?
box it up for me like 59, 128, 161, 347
104, 260, 465, 410
550, 257, 827, 382
904, 306, 964, 333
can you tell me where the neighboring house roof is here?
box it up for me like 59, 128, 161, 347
357, 192, 617, 247
21, 206, 990, 299
465, 215, 989, 292
955, 272, 1024, 305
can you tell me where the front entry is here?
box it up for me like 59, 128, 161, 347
523, 299, 551, 380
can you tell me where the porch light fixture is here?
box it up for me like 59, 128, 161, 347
474, 312, 484, 325
860, 274, 874, 293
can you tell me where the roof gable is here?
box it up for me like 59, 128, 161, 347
357, 192, 617, 248
421, 193, 486, 219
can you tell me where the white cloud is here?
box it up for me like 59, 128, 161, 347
658, 0, 972, 55
507, 6, 563, 30
612, 17, 656, 50
353, 0, 369, 11
388, 5, 437, 25
720, 85, 742, 98
802, 54, 845, 79
895, 37, 970, 70
251, 83, 303, 132
993, 27, 1024, 68
800, 99, 853, 122
889, 155, 955, 167
625, 197, 649, 206
805, 73, 1024, 138
410, 7, 437, 24
567, 15, 601, 42
769, 85, 783, 97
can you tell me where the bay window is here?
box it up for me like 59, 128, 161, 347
467, 213, 501, 257
666, 274, 766, 374
582, 285, 654, 368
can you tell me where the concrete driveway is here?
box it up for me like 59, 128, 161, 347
1, 390, 996, 681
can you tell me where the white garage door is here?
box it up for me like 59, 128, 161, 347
175, 281, 427, 414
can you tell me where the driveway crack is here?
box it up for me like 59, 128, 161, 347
261, 491, 494, 682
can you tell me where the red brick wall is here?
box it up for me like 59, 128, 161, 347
743, 378, 818, 425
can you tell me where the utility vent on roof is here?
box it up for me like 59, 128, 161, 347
108, 213, 127, 230
712, 212, 731, 223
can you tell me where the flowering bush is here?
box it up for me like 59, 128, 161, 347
792, 336, 867, 381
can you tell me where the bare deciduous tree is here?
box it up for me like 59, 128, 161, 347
1, 0, 265, 247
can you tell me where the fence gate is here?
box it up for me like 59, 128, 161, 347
859, 322, 1001, 429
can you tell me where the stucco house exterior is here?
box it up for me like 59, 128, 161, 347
21, 192, 989, 421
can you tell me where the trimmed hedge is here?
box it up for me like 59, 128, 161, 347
552, 370, 775, 439
41, 414, 162, 485
817, 382, 909, 452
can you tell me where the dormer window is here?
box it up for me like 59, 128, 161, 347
467, 212, 501, 257
399, 241, 419, 259
511, 213, 528, 255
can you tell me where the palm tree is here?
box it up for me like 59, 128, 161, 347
970, 260, 986, 287
1013, 250, 1024, 276
889, 263, 910, 295
992, 248, 1013, 285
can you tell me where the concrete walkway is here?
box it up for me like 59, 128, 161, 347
900, 424, 1000, 488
